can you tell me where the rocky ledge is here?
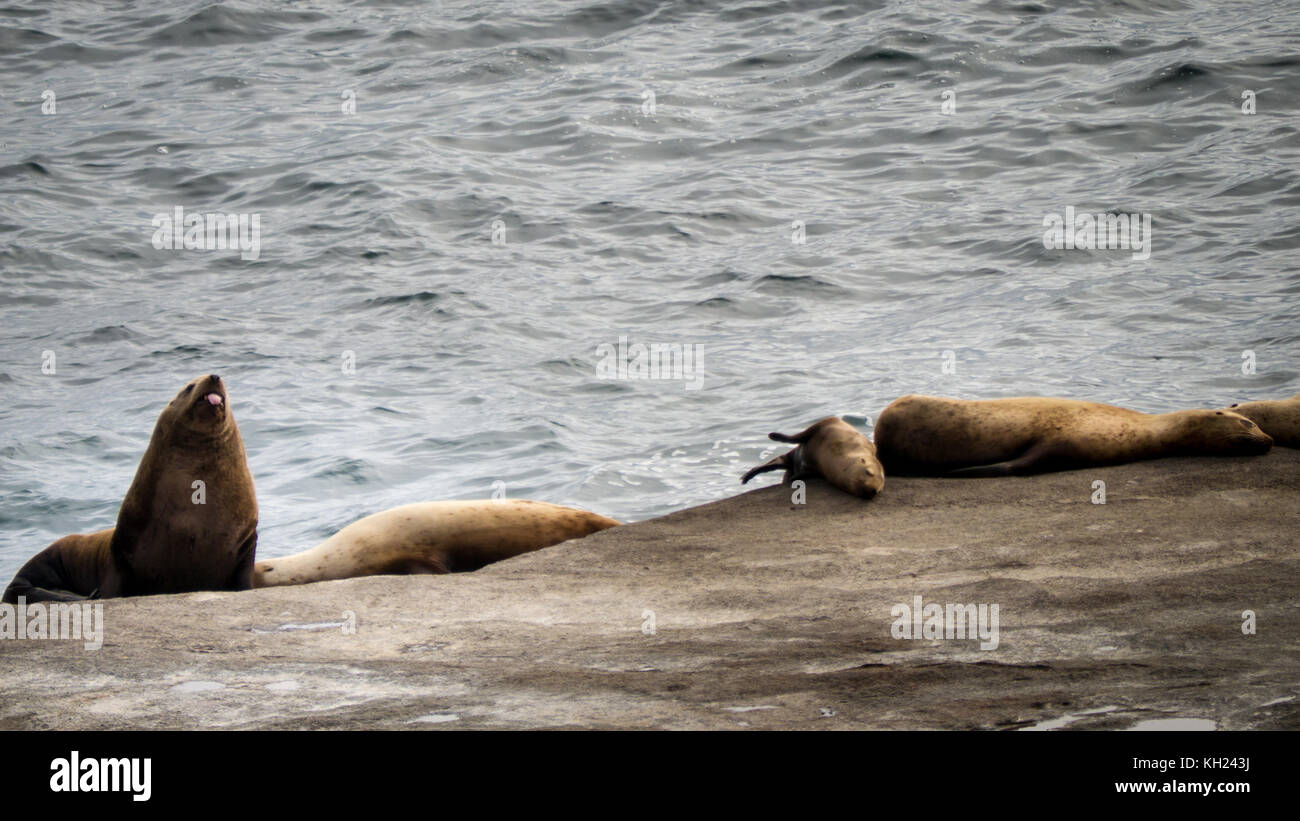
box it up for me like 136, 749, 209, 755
2, 450, 1297, 730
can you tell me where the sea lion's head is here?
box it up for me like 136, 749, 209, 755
159, 374, 233, 438
1180, 409, 1272, 456
816, 419, 886, 499
847, 453, 887, 499
820, 447, 886, 499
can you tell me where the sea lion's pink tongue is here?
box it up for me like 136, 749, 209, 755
206, 393, 223, 406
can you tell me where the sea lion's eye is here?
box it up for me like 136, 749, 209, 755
183, 385, 194, 395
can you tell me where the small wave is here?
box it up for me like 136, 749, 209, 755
0, 161, 49, 179
143, 4, 327, 47
364, 291, 442, 308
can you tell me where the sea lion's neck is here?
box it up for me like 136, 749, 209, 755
1150, 411, 1202, 455
161, 418, 242, 458
127, 418, 247, 507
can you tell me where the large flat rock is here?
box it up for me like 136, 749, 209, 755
2, 451, 1297, 730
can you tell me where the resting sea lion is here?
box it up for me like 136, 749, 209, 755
874, 394, 1273, 477
2, 374, 259, 603
1225, 393, 1300, 448
2, 530, 113, 604
741, 416, 885, 499
253, 500, 620, 587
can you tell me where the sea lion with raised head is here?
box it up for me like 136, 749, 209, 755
253, 499, 619, 587
2, 374, 259, 603
741, 416, 885, 499
874, 394, 1273, 477
1225, 393, 1300, 448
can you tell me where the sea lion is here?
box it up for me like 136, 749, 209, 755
1225, 393, 1300, 448
2, 530, 112, 604
2, 374, 259, 603
741, 416, 885, 499
253, 500, 620, 587
874, 394, 1273, 477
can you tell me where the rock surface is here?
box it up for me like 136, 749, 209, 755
2, 450, 1297, 730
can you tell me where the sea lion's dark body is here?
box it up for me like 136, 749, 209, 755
3, 374, 258, 603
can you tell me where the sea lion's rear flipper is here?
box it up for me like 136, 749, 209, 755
945, 461, 1016, 478
945, 441, 1062, 478
2, 577, 93, 604
769, 422, 820, 445
769, 416, 844, 445
742, 452, 789, 483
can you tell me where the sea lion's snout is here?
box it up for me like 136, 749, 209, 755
858, 473, 885, 498
1213, 412, 1272, 454
852, 459, 886, 499
186, 374, 229, 423
1242, 431, 1273, 454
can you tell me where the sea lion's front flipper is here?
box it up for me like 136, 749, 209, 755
224, 529, 258, 591
742, 452, 789, 483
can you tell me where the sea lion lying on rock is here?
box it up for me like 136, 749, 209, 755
741, 416, 885, 499
253, 500, 620, 587
874, 394, 1273, 477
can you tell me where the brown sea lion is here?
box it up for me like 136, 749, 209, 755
874, 394, 1273, 477
2, 374, 259, 603
1226, 393, 1300, 448
2, 530, 112, 604
253, 500, 620, 587
741, 416, 885, 499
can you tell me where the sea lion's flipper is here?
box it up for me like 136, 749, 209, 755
945, 461, 1016, 478
382, 557, 451, 575
769, 417, 839, 445
768, 431, 803, 444
3, 541, 101, 603
225, 529, 258, 591
2, 578, 93, 604
945, 440, 1061, 477
742, 452, 789, 483
769, 425, 816, 445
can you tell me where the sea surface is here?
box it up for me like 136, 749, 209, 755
2, 0, 1298, 578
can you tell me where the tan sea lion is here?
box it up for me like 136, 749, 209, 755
741, 416, 885, 499
2, 374, 259, 603
1225, 393, 1300, 448
253, 499, 620, 587
874, 394, 1273, 477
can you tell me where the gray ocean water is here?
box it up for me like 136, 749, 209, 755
2, 0, 1298, 580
